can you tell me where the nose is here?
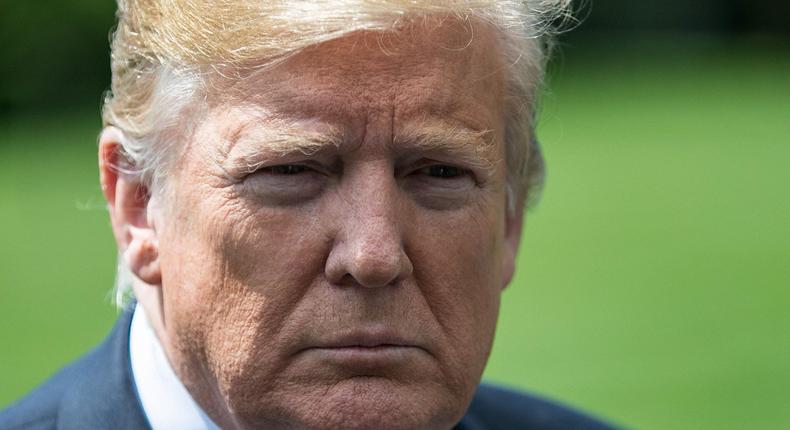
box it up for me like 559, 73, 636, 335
324, 171, 413, 288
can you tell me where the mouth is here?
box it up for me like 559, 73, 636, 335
299, 330, 430, 369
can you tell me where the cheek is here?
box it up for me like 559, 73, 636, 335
156, 187, 332, 400
216, 198, 329, 286
408, 200, 505, 379
162, 185, 328, 303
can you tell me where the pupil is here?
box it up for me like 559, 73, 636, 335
430, 165, 459, 178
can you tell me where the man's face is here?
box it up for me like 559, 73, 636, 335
154, 20, 519, 430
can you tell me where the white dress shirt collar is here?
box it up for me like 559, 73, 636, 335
130, 304, 221, 430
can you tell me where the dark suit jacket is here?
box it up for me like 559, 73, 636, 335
1, 309, 617, 429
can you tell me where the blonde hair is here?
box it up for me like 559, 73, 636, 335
103, 0, 571, 304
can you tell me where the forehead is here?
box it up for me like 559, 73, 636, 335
219, 19, 507, 139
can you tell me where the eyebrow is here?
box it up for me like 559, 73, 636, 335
222, 121, 344, 174
222, 117, 501, 176
395, 119, 500, 173
227, 120, 343, 155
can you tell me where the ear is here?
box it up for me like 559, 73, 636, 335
99, 127, 162, 285
501, 202, 524, 290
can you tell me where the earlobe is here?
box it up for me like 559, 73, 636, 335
124, 226, 162, 285
99, 127, 162, 286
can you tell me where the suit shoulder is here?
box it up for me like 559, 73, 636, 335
0, 356, 87, 430
0, 313, 130, 430
464, 383, 620, 430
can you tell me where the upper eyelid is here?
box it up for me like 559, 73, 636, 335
399, 159, 476, 179
418, 165, 469, 173
261, 164, 313, 174
254, 165, 318, 179
246, 157, 338, 175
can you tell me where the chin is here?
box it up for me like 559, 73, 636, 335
235, 377, 465, 430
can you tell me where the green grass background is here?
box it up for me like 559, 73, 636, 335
1, 41, 788, 428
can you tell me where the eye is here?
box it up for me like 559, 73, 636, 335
242, 163, 325, 205
403, 162, 476, 210
265, 164, 310, 175
420, 165, 464, 178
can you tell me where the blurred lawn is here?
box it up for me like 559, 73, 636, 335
1, 41, 789, 428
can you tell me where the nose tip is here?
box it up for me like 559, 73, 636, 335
325, 219, 413, 288
351, 243, 413, 288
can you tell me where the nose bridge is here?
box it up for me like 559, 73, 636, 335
348, 176, 400, 258
347, 163, 404, 272
348, 164, 399, 226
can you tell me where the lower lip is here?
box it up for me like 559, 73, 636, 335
304, 345, 424, 368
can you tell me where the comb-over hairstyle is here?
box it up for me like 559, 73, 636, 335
102, 0, 571, 303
